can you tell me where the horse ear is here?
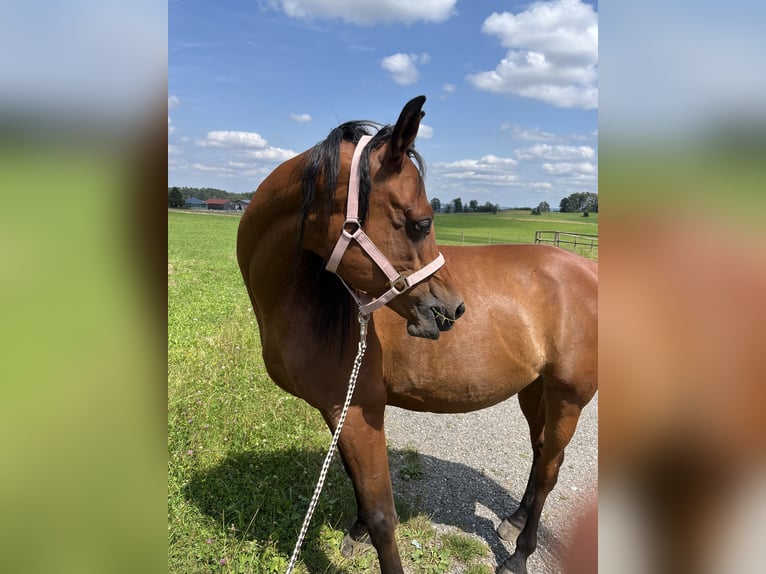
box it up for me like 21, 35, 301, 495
383, 95, 426, 172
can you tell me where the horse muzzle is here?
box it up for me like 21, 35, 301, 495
405, 298, 465, 340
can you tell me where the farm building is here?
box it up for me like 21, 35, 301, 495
234, 199, 250, 210
206, 198, 236, 211
184, 197, 207, 209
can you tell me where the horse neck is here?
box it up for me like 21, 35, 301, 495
242, 157, 333, 302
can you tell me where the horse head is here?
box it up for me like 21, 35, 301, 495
302, 96, 465, 339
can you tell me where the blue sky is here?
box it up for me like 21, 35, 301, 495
169, 0, 598, 208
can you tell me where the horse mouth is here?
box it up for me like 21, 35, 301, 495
432, 307, 457, 332
402, 300, 464, 340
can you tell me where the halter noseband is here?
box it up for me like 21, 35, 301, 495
325, 135, 445, 316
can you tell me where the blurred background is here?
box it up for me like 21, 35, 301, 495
0, 1, 763, 573
599, 2, 766, 573
0, 2, 167, 573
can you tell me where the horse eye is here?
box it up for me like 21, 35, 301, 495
414, 218, 432, 235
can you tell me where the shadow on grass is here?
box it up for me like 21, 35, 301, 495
388, 450, 565, 568
183, 447, 564, 572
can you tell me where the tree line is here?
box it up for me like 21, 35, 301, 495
169, 186, 597, 216
430, 197, 500, 214
167, 186, 254, 208
429, 192, 597, 216
531, 193, 597, 215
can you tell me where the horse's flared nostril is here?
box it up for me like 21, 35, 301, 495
455, 302, 466, 320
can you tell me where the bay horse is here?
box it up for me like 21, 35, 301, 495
236, 96, 598, 574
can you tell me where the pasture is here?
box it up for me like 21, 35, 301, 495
435, 210, 598, 260
168, 209, 598, 573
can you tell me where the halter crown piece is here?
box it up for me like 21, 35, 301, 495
325, 135, 445, 316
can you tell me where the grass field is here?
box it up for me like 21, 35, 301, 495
168, 208, 597, 573
432, 210, 598, 259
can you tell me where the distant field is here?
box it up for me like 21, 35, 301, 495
434, 210, 598, 259
168, 207, 599, 259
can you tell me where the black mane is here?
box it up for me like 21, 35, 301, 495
296, 120, 426, 348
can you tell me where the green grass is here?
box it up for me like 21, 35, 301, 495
168, 208, 586, 572
433, 210, 598, 260
169, 211, 357, 573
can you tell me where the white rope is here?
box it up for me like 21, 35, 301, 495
285, 312, 370, 574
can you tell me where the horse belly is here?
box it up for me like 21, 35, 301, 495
382, 340, 537, 413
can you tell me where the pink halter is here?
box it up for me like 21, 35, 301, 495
325, 135, 445, 316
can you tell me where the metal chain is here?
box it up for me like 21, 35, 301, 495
285, 312, 370, 574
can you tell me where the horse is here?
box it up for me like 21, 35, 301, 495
236, 96, 598, 574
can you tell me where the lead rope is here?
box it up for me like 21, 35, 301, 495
284, 312, 370, 574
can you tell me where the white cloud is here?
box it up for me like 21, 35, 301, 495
198, 130, 268, 148
418, 124, 433, 139
168, 116, 174, 135
289, 113, 312, 123
168, 94, 180, 109
502, 123, 560, 142
381, 53, 430, 85
442, 83, 457, 94
190, 162, 223, 172
467, 0, 598, 109
541, 161, 597, 175
433, 154, 519, 187
245, 147, 297, 162
569, 129, 598, 141
515, 144, 595, 161
270, 0, 456, 25
439, 155, 518, 170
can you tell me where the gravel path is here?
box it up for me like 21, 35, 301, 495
384, 393, 598, 573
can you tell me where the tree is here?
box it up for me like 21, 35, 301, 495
480, 201, 499, 214
168, 186, 184, 208
445, 203, 452, 214
532, 201, 550, 215
468, 199, 478, 212
559, 193, 597, 213
430, 197, 441, 213
452, 197, 463, 214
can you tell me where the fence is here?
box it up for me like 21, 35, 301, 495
534, 231, 598, 258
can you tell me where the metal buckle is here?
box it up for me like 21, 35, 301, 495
342, 220, 361, 238
390, 274, 409, 294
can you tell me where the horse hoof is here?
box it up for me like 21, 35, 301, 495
340, 531, 373, 558
497, 518, 521, 541
497, 554, 528, 574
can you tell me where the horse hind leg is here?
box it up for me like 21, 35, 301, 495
498, 377, 545, 541
498, 378, 588, 574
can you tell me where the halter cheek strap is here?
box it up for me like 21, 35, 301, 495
325, 135, 445, 316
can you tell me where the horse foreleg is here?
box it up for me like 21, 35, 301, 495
320, 413, 372, 556
499, 378, 545, 540
498, 383, 585, 574
327, 404, 403, 574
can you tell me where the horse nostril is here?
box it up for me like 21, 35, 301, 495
455, 302, 466, 319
